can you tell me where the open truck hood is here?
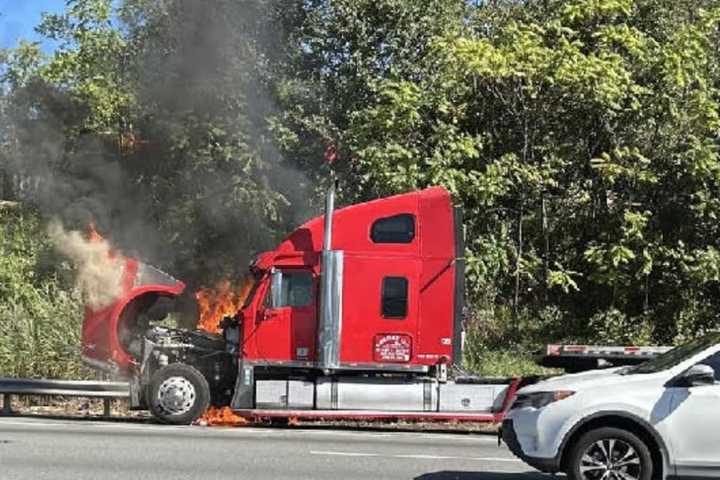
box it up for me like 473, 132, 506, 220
81, 256, 185, 377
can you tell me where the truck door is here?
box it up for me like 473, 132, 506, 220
341, 254, 421, 365
665, 351, 720, 477
255, 269, 317, 362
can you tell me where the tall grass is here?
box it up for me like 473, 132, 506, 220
0, 206, 91, 379
461, 305, 561, 377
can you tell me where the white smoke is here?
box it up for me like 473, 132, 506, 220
48, 220, 125, 310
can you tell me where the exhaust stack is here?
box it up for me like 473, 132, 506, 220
318, 182, 343, 370
322, 183, 335, 251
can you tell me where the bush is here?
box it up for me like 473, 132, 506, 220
588, 308, 654, 346
461, 304, 564, 376
0, 206, 91, 379
463, 348, 552, 377
672, 298, 718, 345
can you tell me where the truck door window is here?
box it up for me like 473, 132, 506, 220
382, 277, 408, 318
270, 271, 313, 308
371, 214, 415, 243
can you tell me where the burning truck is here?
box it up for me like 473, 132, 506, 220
81, 186, 520, 424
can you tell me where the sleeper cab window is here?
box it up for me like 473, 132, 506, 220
382, 276, 408, 319
371, 214, 415, 243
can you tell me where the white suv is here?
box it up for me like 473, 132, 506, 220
502, 333, 720, 480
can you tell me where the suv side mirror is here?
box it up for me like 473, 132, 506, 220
270, 268, 283, 309
680, 364, 716, 387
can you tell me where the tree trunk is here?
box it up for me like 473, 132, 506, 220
541, 192, 549, 302
513, 199, 524, 335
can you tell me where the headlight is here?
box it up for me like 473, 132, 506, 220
510, 390, 575, 410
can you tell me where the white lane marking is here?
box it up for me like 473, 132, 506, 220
310, 451, 522, 463
394, 454, 519, 462
311, 451, 381, 457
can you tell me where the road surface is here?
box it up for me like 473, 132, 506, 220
0, 417, 549, 480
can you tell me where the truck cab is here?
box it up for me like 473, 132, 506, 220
235, 186, 464, 371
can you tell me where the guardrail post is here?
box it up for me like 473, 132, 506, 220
2, 394, 13, 415
103, 398, 111, 417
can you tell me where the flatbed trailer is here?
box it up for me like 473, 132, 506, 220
537, 344, 673, 372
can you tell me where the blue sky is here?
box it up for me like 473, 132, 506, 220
0, 0, 66, 52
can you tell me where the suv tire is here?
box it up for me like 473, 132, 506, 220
149, 363, 210, 425
567, 427, 653, 480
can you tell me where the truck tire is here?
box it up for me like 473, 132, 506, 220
567, 427, 652, 480
148, 363, 210, 425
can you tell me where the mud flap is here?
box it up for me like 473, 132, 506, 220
129, 374, 147, 410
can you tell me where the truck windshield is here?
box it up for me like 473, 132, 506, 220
622, 333, 720, 375
241, 272, 262, 308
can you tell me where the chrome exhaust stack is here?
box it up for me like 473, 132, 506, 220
322, 182, 335, 252
317, 182, 343, 370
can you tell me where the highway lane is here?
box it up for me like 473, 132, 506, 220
0, 417, 549, 480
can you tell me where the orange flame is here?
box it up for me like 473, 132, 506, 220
194, 280, 254, 424
195, 280, 251, 334
199, 406, 249, 426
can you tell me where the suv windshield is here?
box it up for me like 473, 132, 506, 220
622, 333, 720, 375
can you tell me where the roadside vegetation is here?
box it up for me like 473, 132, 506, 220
2, 0, 720, 378
0, 205, 90, 378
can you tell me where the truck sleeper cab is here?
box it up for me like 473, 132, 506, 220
82, 186, 516, 424
238, 186, 464, 372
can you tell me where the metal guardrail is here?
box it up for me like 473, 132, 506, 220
0, 378, 130, 417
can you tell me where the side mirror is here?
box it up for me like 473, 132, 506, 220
681, 364, 716, 387
270, 268, 283, 309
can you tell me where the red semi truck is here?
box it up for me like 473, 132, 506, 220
81, 185, 525, 424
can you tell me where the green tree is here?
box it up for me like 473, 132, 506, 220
286, 0, 720, 345
2, 0, 315, 284
5, 0, 720, 381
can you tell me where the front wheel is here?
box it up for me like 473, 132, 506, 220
567, 427, 653, 480
149, 363, 210, 425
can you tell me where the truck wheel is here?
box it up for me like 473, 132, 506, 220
148, 363, 210, 425
567, 427, 652, 480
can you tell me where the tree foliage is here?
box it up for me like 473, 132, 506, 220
289, 0, 720, 345
2, 0, 720, 377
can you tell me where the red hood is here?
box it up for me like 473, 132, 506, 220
81, 256, 185, 376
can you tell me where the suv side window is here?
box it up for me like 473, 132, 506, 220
700, 351, 720, 381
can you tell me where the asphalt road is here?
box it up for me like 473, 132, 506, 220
0, 417, 549, 480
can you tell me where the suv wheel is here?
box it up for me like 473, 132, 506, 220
567, 427, 653, 480
149, 363, 210, 425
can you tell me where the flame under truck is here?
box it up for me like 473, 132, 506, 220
80, 186, 660, 424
